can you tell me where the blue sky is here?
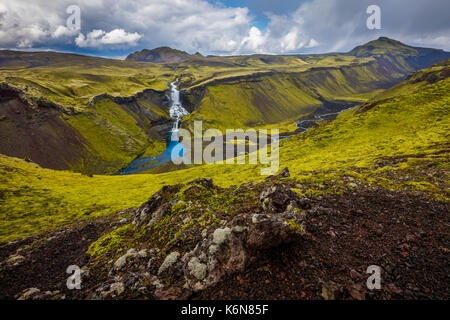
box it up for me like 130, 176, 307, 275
208, 0, 307, 30
0, 0, 449, 57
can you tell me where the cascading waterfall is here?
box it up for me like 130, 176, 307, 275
117, 79, 189, 175
169, 80, 189, 132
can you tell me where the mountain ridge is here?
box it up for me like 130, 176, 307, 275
0, 36, 448, 63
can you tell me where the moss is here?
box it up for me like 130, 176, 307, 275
171, 201, 187, 213
87, 224, 135, 260
403, 181, 438, 192
0, 63, 449, 242
288, 219, 305, 232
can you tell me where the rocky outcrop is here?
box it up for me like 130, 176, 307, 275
3, 161, 450, 300
90, 87, 172, 137
0, 82, 69, 114
132, 184, 181, 227
88, 174, 308, 299
89, 88, 169, 116
178, 206, 306, 295
78, 172, 310, 299
180, 86, 207, 114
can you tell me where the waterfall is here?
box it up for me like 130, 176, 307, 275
169, 80, 189, 133
117, 80, 190, 175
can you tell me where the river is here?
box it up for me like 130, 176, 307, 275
296, 106, 356, 132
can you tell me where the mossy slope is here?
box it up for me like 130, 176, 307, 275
0, 61, 448, 241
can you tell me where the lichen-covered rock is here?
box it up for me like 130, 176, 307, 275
18, 288, 40, 300
158, 251, 180, 275
6, 254, 26, 266
138, 249, 148, 258
114, 248, 137, 270
181, 207, 306, 293
187, 257, 207, 280
110, 282, 125, 296
212, 227, 231, 245
132, 185, 180, 226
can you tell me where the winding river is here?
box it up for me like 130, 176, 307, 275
296, 106, 355, 132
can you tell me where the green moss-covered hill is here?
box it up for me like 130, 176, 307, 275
0, 51, 176, 174
0, 59, 448, 242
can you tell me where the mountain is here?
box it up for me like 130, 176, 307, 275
348, 36, 450, 71
349, 37, 420, 57
126, 47, 195, 63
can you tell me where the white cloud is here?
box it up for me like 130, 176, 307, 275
16, 25, 49, 48
75, 29, 142, 47
239, 27, 267, 53
280, 27, 304, 52
75, 30, 102, 48
0, 0, 254, 53
0, 0, 449, 54
306, 38, 319, 48
52, 25, 78, 38
101, 29, 142, 45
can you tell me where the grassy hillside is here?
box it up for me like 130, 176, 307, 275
0, 51, 176, 174
0, 60, 448, 242
0, 50, 174, 110
181, 59, 402, 132
0, 86, 169, 174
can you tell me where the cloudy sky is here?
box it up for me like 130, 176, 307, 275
0, 0, 449, 57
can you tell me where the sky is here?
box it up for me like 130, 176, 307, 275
0, 0, 449, 57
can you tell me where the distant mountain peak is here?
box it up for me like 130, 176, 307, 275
348, 36, 450, 71
349, 36, 419, 57
147, 46, 188, 54
376, 36, 400, 42
126, 47, 200, 63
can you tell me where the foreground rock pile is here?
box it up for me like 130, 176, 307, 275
1, 166, 449, 300
87, 172, 309, 300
